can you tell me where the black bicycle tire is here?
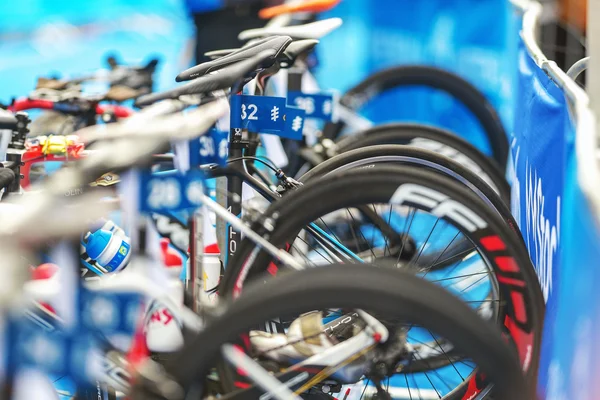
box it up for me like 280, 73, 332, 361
299, 145, 518, 238
150, 265, 530, 400
322, 65, 508, 168
220, 166, 543, 386
335, 123, 509, 198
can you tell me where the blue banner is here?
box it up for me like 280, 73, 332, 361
511, 38, 566, 304
536, 146, 600, 399
288, 91, 334, 121
510, 37, 568, 392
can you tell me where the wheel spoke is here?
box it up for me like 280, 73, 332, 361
411, 218, 440, 266
396, 207, 417, 265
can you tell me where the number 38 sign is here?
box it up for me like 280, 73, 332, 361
139, 170, 205, 213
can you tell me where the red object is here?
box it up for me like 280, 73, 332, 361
126, 323, 150, 367
20, 140, 85, 189
9, 97, 133, 118
495, 256, 520, 273
9, 98, 54, 112
480, 235, 506, 252
204, 243, 220, 254
31, 263, 59, 314
31, 263, 59, 280
96, 104, 134, 118
159, 238, 184, 268
259, 0, 341, 19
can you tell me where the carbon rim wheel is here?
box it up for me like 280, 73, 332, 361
142, 265, 531, 400
299, 145, 519, 240
322, 65, 508, 168
221, 166, 543, 395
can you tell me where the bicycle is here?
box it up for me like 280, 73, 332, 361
133, 37, 543, 399
0, 100, 531, 400
140, 33, 514, 277
0, 33, 539, 400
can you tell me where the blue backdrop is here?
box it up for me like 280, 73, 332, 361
317, 0, 517, 155
540, 146, 600, 399
511, 8, 600, 398
0, 0, 516, 158
0, 0, 193, 103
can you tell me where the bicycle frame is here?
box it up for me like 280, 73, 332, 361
210, 69, 366, 283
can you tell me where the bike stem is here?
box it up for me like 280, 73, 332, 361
225, 65, 281, 266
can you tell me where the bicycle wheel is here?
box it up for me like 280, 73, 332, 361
299, 145, 517, 239
295, 124, 508, 199
322, 65, 508, 168
335, 124, 508, 195
300, 144, 512, 210
132, 265, 531, 400
221, 166, 543, 386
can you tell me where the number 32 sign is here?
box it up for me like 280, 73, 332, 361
230, 95, 306, 140
230, 95, 286, 133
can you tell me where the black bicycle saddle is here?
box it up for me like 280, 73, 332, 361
208, 39, 319, 66
176, 36, 293, 82
135, 49, 277, 107
279, 39, 319, 67
0, 109, 18, 131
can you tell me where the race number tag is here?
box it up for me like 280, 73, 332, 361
10, 288, 142, 385
282, 106, 306, 140
288, 91, 335, 121
230, 95, 286, 133
13, 325, 101, 383
79, 288, 140, 336
188, 128, 228, 167
140, 170, 205, 213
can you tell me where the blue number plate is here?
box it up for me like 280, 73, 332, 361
140, 170, 205, 213
288, 91, 335, 121
188, 128, 229, 167
230, 95, 287, 133
281, 106, 306, 140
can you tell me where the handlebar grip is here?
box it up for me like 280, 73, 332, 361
0, 168, 15, 190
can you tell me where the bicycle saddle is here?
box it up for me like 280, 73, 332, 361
203, 38, 276, 60
104, 85, 144, 102
279, 39, 319, 67
176, 36, 292, 82
206, 38, 319, 63
0, 109, 18, 130
205, 48, 239, 60
239, 18, 343, 41
36, 77, 72, 90
135, 50, 276, 107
